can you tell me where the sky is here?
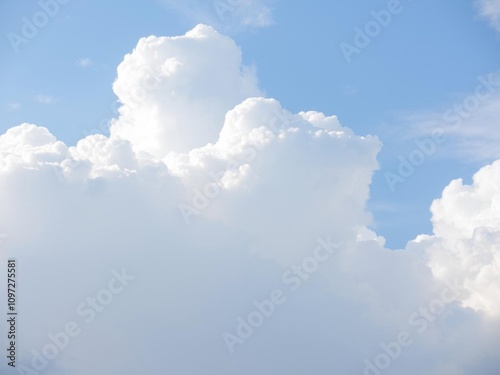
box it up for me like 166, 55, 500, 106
1, 0, 500, 247
0, 0, 500, 374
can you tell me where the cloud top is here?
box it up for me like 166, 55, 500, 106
111, 24, 261, 157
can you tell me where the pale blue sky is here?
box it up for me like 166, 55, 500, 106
1, 0, 499, 247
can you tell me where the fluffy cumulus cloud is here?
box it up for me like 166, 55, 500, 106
412, 161, 500, 316
111, 24, 261, 156
0, 25, 499, 375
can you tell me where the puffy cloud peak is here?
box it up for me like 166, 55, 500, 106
111, 24, 261, 157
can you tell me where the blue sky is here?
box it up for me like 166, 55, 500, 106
1, 0, 499, 248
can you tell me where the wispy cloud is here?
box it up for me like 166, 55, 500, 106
7, 102, 21, 111
76, 57, 93, 67
157, 0, 275, 32
343, 85, 359, 96
396, 72, 500, 162
35, 95, 56, 105
476, 0, 500, 31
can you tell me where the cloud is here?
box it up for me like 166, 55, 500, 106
110, 24, 262, 156
343, 85, 359, 96
477, 0, 500, 31
76, 57, 93, 67
409, 160, 500, 315
35, 94, 56, 105
157, 0, 275, 32
7, 102, 21, 111
396, 72, 500, 162
0, 24, 499, 375
0, 123, 67, 170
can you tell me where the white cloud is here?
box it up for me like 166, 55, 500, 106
0, 24, 499, 375
409, 160, 500, 316
397, 72, 500, 162
157, 0, 275, 32
477, 0, 500, 31
111, 24, 262, 156
76, 57, 93, 67
0, 123, 67, 170
7, 102, 21, 111
35, 94, 56, 105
